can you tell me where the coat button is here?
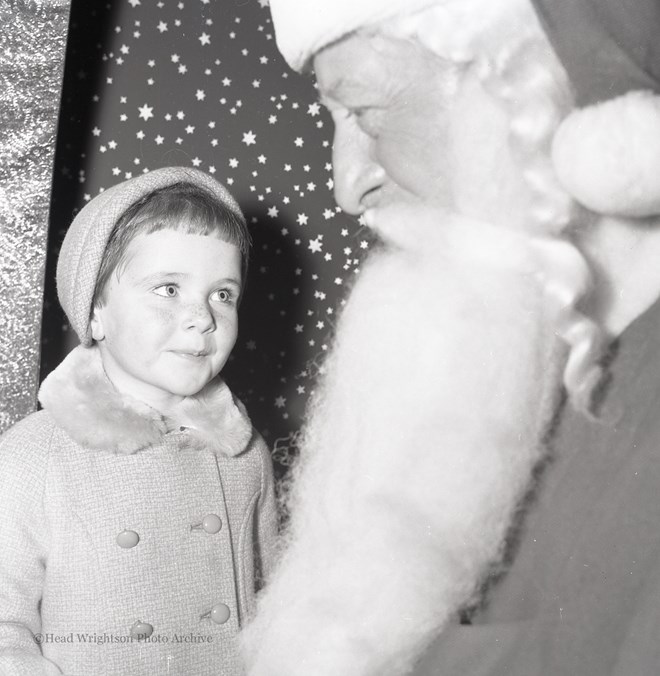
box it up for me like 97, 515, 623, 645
202, 514, 222, 534
210, 603, 230, 624
116, 530, 140, 548
130, 621, 153, 640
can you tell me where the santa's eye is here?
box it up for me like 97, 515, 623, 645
153, 284, 178, 297
352, 107, 382, 137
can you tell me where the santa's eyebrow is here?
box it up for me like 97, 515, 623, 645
321, 74, 347, 101
320, 73, 372, 105
318, 87, 344, 110
321, 77, 388, 112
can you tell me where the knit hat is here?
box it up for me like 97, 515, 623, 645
269, 0, 660, 218
56, 167, 244, 346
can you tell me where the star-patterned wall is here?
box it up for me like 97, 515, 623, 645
42, 0, 370, 480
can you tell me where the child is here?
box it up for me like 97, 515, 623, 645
0, 167, 278, 675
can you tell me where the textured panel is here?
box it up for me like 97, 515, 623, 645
0, 0, 71, 432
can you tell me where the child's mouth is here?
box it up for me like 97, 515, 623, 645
170, 349, 209, 359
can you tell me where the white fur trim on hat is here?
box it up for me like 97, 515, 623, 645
269, 0, 441, 71
56, 167, 244, 346
552, 91, 660, 218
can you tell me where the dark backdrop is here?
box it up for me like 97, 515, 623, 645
41, 0, 369, 479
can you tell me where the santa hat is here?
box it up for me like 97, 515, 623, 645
269, 0, 660, 218
57, 167, 244, 346
531, 0, 660, 217
269, 0, 438, 72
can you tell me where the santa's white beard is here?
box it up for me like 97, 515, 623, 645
241, 204, 564, 676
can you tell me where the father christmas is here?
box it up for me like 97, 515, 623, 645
242, 0, 660, 674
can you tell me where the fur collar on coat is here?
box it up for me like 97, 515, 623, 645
38, 345, 253, 457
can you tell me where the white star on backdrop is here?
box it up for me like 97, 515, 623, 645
137, 104, 153, 120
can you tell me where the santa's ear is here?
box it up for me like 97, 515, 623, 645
90, 305, 105, 342
552, 91, 660, 218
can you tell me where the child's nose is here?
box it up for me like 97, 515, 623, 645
183, 302, 216, 333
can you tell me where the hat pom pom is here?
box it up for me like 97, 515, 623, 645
552, 91, 660, 218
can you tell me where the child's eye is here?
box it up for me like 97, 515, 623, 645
153, 284, 178, 298
210, 288, 234, 303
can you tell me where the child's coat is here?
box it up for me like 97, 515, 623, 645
0, 345, 277, 675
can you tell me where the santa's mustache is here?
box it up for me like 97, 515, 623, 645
241, 204, 599, 676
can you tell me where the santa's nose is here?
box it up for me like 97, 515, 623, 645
332, 118, 386, 215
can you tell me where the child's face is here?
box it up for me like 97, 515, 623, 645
90, 229, 242, 411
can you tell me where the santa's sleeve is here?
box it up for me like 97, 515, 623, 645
0, 415, 62, 675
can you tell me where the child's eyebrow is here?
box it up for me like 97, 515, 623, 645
217, 277, 242, 288
138, 271, 187, 284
